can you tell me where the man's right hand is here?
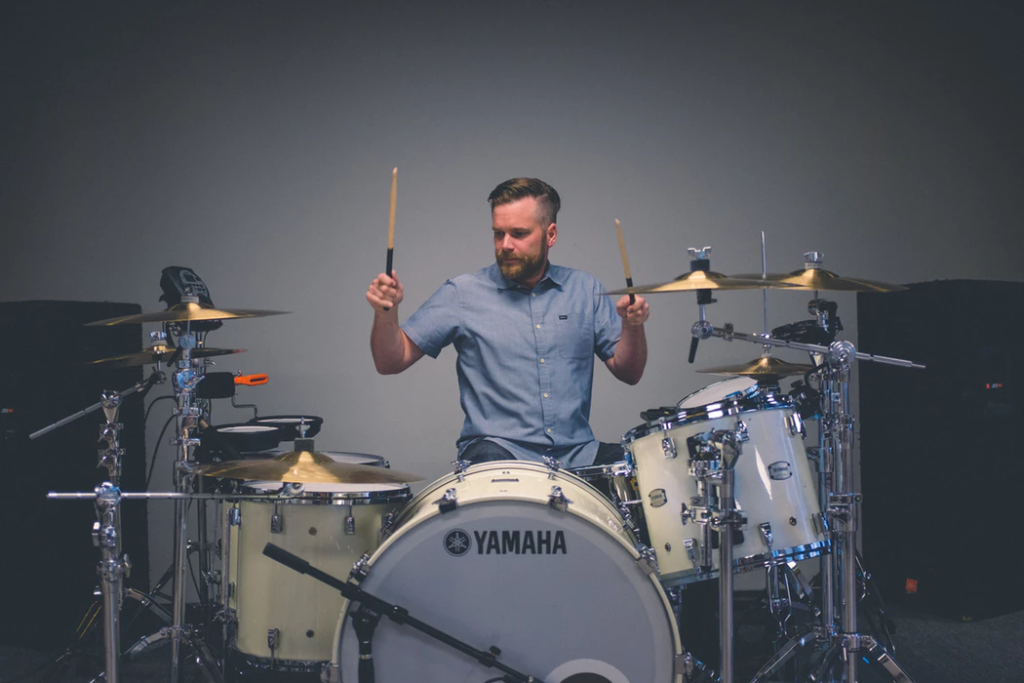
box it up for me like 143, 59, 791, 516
367, 271, 404, 313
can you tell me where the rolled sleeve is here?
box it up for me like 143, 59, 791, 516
592, 281, 622, 362
402, 280, 461, 359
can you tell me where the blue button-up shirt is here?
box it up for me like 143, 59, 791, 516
402, 262, 622, 467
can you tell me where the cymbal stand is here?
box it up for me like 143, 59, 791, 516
709, 324, 920, 682
49, 490, 291, 682
93, 483, 129, 683
167, 329, 205, 683
707, 427, 746, 683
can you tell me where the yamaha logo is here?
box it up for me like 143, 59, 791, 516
444, 529, 568, 556
444, 529, 471, 556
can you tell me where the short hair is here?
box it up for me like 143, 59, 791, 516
488, 177, 561, 226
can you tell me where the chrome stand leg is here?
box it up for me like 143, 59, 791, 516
94, 484, 128, 683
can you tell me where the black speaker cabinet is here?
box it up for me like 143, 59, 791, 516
858, 280, 1024, 619
0, 301, 149, 646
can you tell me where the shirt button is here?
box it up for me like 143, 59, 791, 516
535, 324, 541, 329
540, 358, 545, 363
532, 293, 536, 297
547, 428, 552, 433
543, 393, 549, 398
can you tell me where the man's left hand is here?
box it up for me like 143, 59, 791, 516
616, 295, 649, 326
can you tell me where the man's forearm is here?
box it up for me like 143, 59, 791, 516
609, 323, 647, 385
370, 309, 408, 374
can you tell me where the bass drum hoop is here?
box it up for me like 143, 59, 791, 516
329, 461, 683, 683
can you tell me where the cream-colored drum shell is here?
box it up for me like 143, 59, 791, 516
228, 487, 408, 665
628, 404, 824, 585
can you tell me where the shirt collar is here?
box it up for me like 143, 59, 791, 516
491, 262, 566, 291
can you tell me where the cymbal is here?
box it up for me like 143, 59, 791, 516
607, 270, 798, 295
85, 343, 244, 368
696, 356, 814, 378
195, 447, 424, 485
732, 269, 907, 292
85, 302, 289, 326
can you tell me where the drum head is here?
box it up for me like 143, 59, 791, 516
677, 375, 757, 409
337, 496, 679, 682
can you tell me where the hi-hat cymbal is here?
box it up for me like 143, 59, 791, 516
195, 447, 424, 485
85, 343, 244, 368
697, 356, 814, 379
607, 270, 798, 295
732, 269, 906, 293
85, 302, 289, 326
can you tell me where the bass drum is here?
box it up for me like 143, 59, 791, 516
329, 461, 683, 683
625, 376, 828, 587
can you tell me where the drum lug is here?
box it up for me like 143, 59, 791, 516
437, 488, 458, 514
349, 552, 371, 583
266, 627, 280, 651
759, 522, 774, 551
345, 512, 356, 535
636, 545, 659, 576
227, 506, 241, 527
451, 459, 470, 482
380, 510, 399, 540
548, 486, 569, 512
270, 511, 283, 534
661, 435, 678, 459
543, 456, 562, 479
683, 538, 700, 567
675, 651, 697, 678
321, 662, 340, 683
787, 411, 806, 437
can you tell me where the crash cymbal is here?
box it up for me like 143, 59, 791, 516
732, 270, 907, 292
733, 251, 907, 292
85, 301, 289, 326
696, 355, 814, 378
195, 446, 424, 485
85, 343, 244, 368
607, 270, 798, 295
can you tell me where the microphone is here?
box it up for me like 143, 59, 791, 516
262, 542, 312, 575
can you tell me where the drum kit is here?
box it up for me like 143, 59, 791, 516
39, 251, 923, 683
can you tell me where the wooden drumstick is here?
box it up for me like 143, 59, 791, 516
383, 167, 397, 311
616, 219, 635, 304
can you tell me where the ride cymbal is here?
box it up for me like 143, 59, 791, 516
195, 447, 424, 485
607, 270, 798, 295
85, 343, 244, 368
696, 356, 814, 378
85, 301, 288, 326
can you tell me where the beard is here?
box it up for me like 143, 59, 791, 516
496, 246, 547, 282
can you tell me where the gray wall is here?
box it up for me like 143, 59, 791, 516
3, 2, 1021, 589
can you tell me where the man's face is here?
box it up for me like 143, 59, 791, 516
492, 197, 557, 283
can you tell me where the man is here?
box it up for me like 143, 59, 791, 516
366, 177, 649, 467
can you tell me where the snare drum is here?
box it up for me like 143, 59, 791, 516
327, 461, 684, 683
224, 459, 410, 670
625, 377, 827, 586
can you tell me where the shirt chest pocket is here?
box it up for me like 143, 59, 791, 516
556, 319, 593, 359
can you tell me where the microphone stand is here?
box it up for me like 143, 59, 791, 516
261, 543, 545, 683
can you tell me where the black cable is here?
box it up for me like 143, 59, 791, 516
146, 414, 176, 491
144, 394, 175, 426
